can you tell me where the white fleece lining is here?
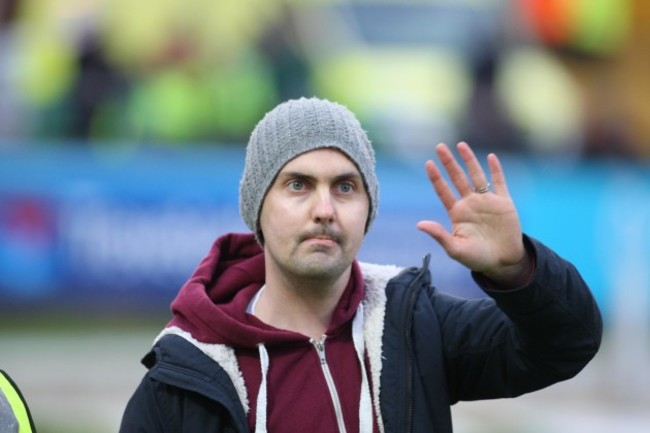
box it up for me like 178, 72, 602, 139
360, 261, 403, 433
156, 261, 403, 430
154, 327, 250, 413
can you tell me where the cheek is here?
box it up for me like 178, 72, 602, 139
352, 198, 371, 230
259, 197, 296, 238
342, 202, 370, 242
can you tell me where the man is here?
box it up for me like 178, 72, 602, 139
120, 97, 602, 432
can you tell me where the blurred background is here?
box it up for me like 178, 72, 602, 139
0, 0, 648, 431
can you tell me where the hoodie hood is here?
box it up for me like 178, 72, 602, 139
167, 232, 365, 349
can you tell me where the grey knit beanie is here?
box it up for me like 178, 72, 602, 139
239, 97, 378, 243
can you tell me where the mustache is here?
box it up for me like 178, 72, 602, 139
298, 228, 343, 244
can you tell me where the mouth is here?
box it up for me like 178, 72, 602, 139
300, 231, 342, 246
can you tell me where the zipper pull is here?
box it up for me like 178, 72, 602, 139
311, 335, 327, 364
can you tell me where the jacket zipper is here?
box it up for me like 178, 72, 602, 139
404, 290, 415, 433
311, 336, 347, 433
403, 254, 431, 433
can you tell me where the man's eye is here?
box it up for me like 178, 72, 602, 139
338, 182, 354, 193
289, 180, 304, 190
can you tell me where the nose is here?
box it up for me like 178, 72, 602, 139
312, 189, 335, 224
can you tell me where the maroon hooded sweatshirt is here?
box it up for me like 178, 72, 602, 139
167, 232, 377, 432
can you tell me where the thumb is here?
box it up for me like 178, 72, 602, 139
416, 221, 452, 249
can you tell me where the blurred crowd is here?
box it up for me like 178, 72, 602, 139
0, 0, 648, 159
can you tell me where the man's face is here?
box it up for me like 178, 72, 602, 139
259, 148, 370, 282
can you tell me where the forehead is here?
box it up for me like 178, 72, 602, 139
279, 148, 361, 175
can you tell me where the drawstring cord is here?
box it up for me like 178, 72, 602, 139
254, 304, 373, 433
352, 303, 373, 433
255, 343, 270, 433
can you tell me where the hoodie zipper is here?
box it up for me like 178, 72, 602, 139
311, 336, 348, 433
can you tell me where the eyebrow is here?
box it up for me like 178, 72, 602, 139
277, 171, 362, 183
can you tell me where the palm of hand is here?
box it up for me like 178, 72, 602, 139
416, 142, 526, 278
445, 191, 522, 273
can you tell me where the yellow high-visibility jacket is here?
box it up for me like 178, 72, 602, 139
0, 370, 35, 433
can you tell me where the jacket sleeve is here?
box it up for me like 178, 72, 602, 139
119, 344, 242, 433
119, 374, 168, 433
437, 235, 603, 403
120, 372, 240, 433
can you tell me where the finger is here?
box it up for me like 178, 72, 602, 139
486, 153, 511, 196
416, 220, 453, 250
424, 159, 457, 211
435, 143, 473, 197
456, 142, 490, 193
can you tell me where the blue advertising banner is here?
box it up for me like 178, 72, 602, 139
1, 145, 649, 319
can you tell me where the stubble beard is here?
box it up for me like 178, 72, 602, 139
288, 251, 350, 282
283, 230, 353, 285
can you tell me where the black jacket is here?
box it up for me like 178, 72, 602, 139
120, 236, 602, 432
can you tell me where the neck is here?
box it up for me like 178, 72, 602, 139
254, 268, 351, 340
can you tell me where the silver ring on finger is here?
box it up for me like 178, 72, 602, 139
474, 182, 491, 194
